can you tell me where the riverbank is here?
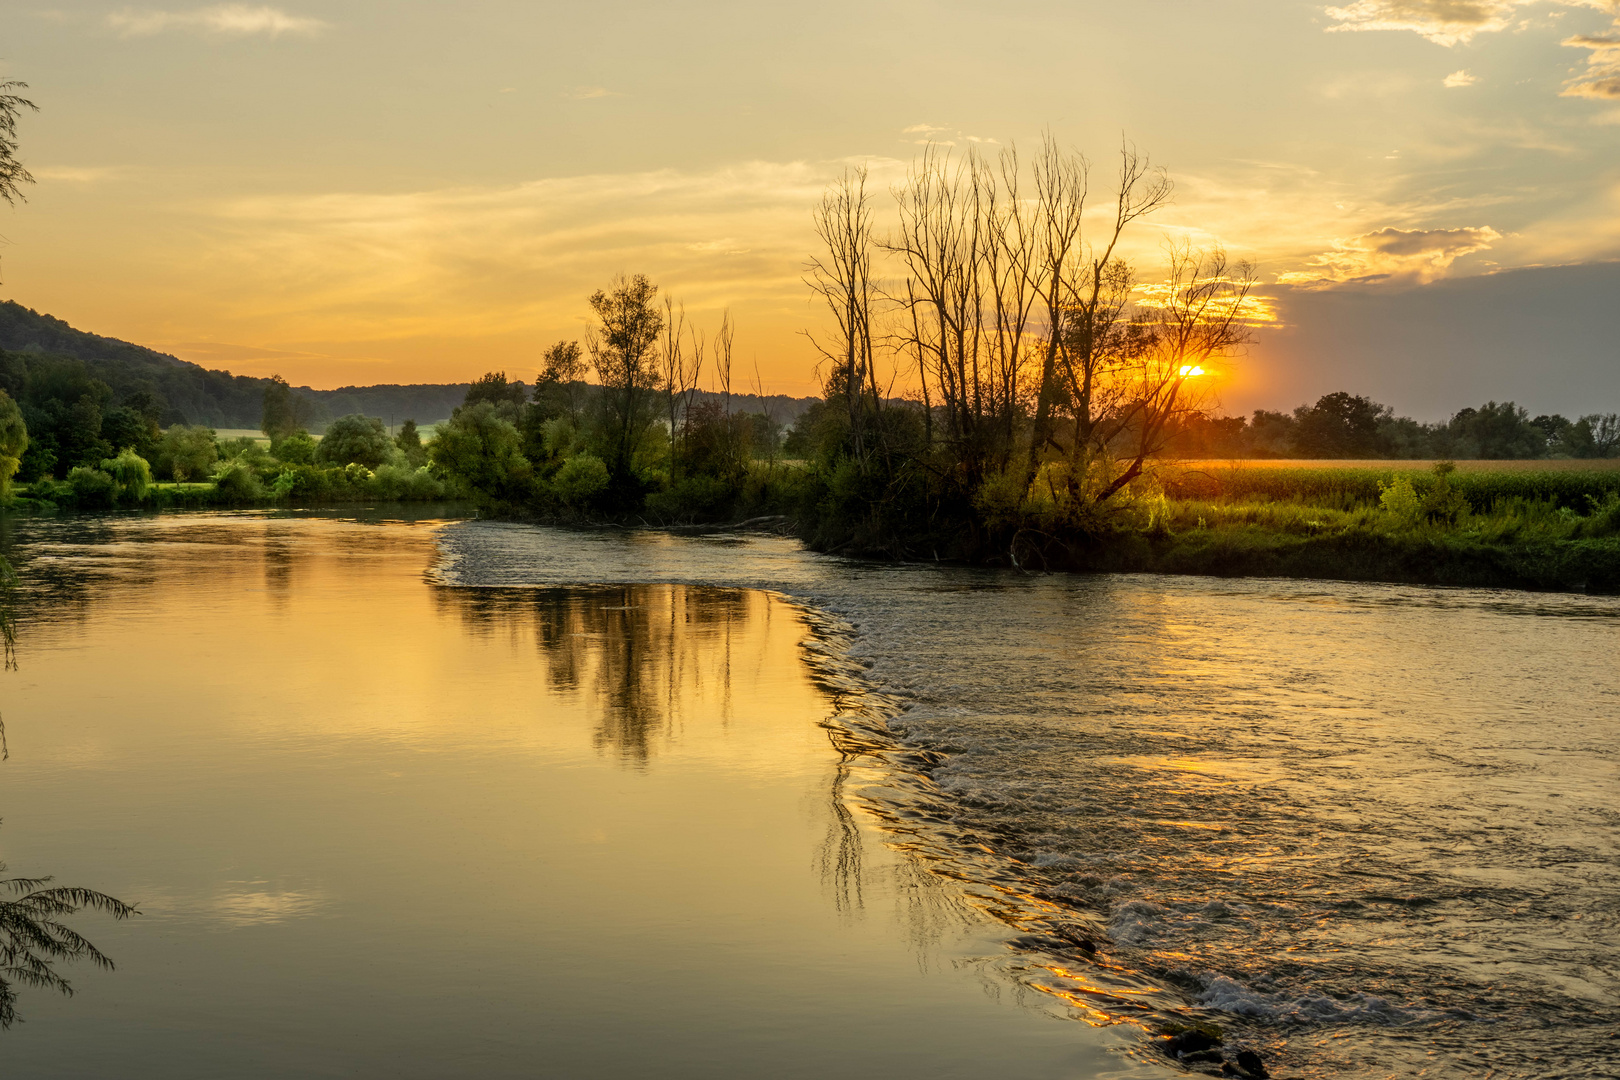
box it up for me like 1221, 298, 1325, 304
10, 457, 1620, 594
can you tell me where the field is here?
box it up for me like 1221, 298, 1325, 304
1158, 459, 1620, 511
1170, 458, 1620, 472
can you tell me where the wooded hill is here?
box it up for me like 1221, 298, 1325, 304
0, 300, 819, 432
0, 301, 470, 430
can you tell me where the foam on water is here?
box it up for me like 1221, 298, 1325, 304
436, 521, 1620, 1078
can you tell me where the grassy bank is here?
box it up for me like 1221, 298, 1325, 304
991, 494, 1620, 592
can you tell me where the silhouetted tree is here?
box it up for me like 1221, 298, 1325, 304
1293, 392, 1387, 458
261, 375, 301, 441
464, 371, 527, 410
394, 418, 427, 467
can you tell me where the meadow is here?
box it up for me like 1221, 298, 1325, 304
1158, 460, 1620, 512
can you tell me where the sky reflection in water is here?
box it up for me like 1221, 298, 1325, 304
0, 512, 1138, 1080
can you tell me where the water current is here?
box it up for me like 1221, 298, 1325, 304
438, 519, 1620, 1080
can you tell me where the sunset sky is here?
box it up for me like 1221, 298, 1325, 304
3, 0, 1618, 416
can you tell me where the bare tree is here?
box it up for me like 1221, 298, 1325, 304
805, 168, 881, 459
1035, 139, 1172, 482
713, 310, 734, 416
1089, 245, 1258, 502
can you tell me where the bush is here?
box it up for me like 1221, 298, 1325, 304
552, 452, 610, 509
65, 466, 116, 508
430, 402, 534, 503
101, 449, 152, 503
646, 473, 733, 522
156, 424, 218, 482
213, 460, 265, 501
272, 430, 317, 465
369, 463, 446, 500
1378, 474, 1419, 521
317, 415, 392, 469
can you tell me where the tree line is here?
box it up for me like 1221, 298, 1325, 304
1175, 393, 1620, 461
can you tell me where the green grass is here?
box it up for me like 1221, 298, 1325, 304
1159, 462, 1620, 512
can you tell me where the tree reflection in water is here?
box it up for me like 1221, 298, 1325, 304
434, 581, 975, 957
0, 552, 137, 1028
439, 583, 756, 764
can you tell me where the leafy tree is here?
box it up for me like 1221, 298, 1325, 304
394, 418, 427, 467
0, 390, 27, 497
551, 452, 610, 509
156, 425, 218, 482
429, 402, 532, 503
586, 275, 664, 484
315, 414, 392, 469
60, 395, 112, 469
464, 371, 527, 410
1445, 402, 1545, 459
1292, 392, 1386, 458
271, 430, 317, 465
261, 375, 301, 441
100, 449, 151, 503
100, 405, 159, 459
1558, 413, 1620, 459
533, 341, 588, 424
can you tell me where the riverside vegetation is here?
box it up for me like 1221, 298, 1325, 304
0, 138, 1616, 592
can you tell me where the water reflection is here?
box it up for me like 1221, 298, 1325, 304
0, 549, 137, 1029
434, 584, 770, 765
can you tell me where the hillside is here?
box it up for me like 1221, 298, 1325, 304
0, 301, 471, 429
0, 300, 822, 430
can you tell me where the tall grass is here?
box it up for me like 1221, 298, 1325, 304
1160, 464, 1620, 511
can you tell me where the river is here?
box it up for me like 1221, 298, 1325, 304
2, 510, 1616, 1078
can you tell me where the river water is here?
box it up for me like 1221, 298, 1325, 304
3, 511, 1616, 1078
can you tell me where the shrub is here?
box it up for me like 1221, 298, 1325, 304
430, 402, 533, 503
369, 463, 446, 500
1378, 474, 1420, 521
212, 460, 265, 501
552, 452, 610, 509
646, 473, 733, 522
272, 430, 318, 465
101, 449, 152, 503
65, 466, 116, 508
156, 425, 219, 482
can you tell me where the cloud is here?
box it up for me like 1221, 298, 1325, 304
1323, 0, 1611, 46
187, 161, 883, 345
1278, 225, 1502, 285
1443, 68, 1478, 86
1563, 28, 1620, 97
563, 86, 624, 100
31, 165, 123, 183
106, 4, 327, 38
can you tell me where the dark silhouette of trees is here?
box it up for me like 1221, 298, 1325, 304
260, 375, 302, 441
463, 371, 527, 409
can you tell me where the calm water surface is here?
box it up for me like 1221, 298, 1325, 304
4, 512, 1617, 1079
0, 512, 1139, 1079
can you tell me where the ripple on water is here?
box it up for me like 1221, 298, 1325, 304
436, 521, 1620, 1079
